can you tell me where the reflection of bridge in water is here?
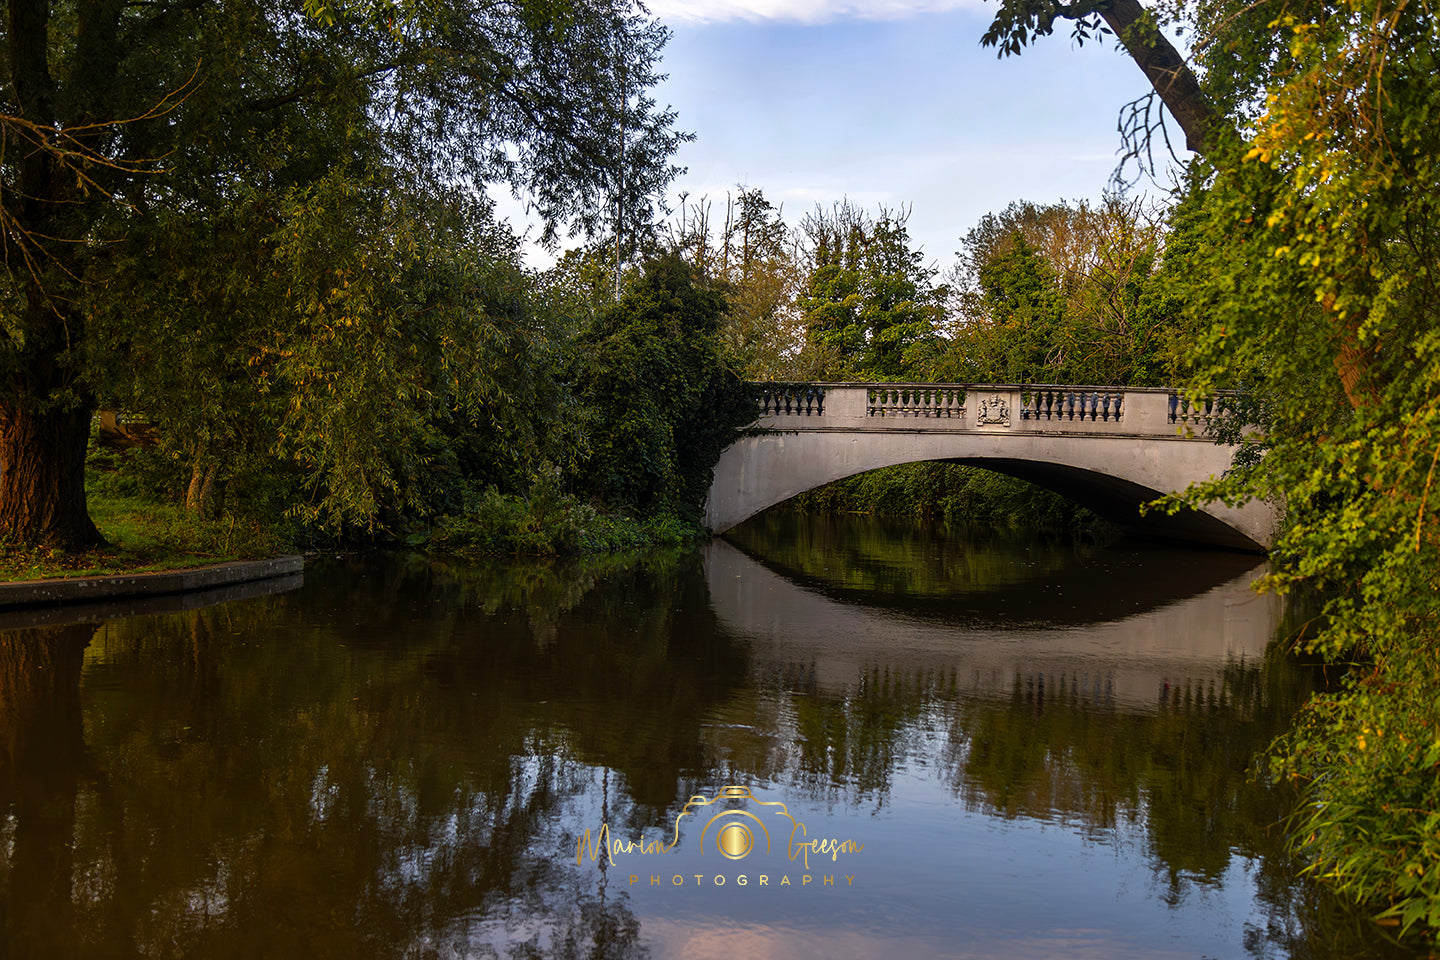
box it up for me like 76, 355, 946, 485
703, 539, 1279, 713
705, 383, 1277, 551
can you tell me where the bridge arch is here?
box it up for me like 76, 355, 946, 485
703, 383, 1277, 552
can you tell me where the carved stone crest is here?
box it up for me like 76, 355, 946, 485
976, 394, 1010, 427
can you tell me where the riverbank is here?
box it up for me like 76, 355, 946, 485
0, 489, 293, 583
0, 555, 303, 611
0, 481, 705, 585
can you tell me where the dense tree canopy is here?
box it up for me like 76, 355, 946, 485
981, 0, 1440, 936
665, 191, 951, 384
0, 0, 688, 547
937, 199, 1178, 385
669, 187, 802, 378
570, 255, 755, 519
797, 203, 946, 380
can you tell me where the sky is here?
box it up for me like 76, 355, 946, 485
496, 0, 1190, 271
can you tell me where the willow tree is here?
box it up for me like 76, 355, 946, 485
0, 0, 687, 548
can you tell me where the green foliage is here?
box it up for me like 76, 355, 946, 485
0, 0, 690, 549
971, 0, 1440, 930
569, 255, 756, 520
790, 462, 1110, 535
980, 0, 1109, 56
1271, 670, 1440, 937
428, 488, 701, 558
536, 243, 626, 332
669, 187, 807, 380
0, 450, 293, 582
1136, 1, 1440, 940
269, 176, 548, 529
91, 171, 557, 534
966, 233, 1066, 382
934, 198, 1180, 386
798, 203, 947, 380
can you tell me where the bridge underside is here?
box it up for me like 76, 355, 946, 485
953, 458, 1262, 551
704, 432, 1276, 552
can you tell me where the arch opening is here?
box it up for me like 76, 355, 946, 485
704, 432, 1273, 552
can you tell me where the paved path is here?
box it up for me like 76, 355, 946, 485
0, 555, 304, 610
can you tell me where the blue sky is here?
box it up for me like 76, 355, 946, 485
499, 1, 1188, 270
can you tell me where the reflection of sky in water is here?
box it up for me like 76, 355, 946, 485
542, 762, 1275, 960
2, 537, 1421, 960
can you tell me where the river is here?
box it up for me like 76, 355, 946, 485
0, 514, 1424, 958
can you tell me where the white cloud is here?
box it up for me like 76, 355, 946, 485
643, 0, 983, 25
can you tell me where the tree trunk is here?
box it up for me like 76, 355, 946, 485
1326, 295, 1380, 409
1097, 0, 1219, 156
186, 460, 219, 520
0, 394, 105, 550
0, 624, 95, 960
1, 0, 121, 552
185, 462, 204, 516
199, 463, 218, 519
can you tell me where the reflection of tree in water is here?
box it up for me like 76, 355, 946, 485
726, 510, 1087, 599
706, 647, 1414, 959
0, 552, 741, 959
0, 623, 97, 960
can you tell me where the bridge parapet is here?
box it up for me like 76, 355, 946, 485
713, 381, 1272, 549
754, 383, 1230, 439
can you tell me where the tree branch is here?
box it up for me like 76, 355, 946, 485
1096, 0, 1220, 156
241, 61, 400, 112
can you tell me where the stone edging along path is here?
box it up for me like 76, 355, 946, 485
0, 555, 305, 611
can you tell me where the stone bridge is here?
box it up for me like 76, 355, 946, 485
703, 383, 1277, 551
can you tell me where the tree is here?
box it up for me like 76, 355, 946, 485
91, 174, 559, 531
982, 0, 1440, 933
669, 187, 805, 379
1162, 4, 1440, 932
798, 202, 946, 380
979, 0, 1389, 407
0, 0, 688, 548
937, 198, 1175, 386
956, 232, 1066, 383
569, 255, 754, 520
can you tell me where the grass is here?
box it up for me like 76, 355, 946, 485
0, 487, 291, 583
0, 468, 694, 583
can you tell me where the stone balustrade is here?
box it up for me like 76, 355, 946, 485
751, 383, 1235, 439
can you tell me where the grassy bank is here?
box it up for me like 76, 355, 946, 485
0, 462, 705, 583
0, 474, 294, 583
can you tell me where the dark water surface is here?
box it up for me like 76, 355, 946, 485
0, 515, 1424, 959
